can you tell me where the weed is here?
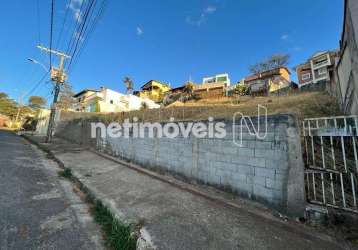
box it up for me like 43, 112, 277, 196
92, 200, 137, 250
58, 168, 72, 178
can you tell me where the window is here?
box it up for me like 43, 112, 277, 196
313, 55, 328, 67
217, 76, 227, 82
301, 73, 311, 81
110, 100, 114, 104
318, 68, 327, 76
206, 79, 215, 83
314, 59, 327, 65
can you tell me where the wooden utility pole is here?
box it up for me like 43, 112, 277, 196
37, 45, 70, 142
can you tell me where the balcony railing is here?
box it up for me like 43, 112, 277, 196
313, 60, 329, 68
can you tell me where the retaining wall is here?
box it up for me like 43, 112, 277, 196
55, 112, 305, 217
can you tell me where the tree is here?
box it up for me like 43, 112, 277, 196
123, 76, 134, 94
28, 96, 46, 109
57, 83, 75, 110
249, 54, 290, 74
235, 84, 249, 96
184, 81, 195, 96
0, 92, 8, 99
0, 95, 18, 117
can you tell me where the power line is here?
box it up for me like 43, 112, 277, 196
66, 0, 96, 70
49, 0, 55, 70
69, 0, 108, 73
67, 0, 97, 71
23, 71, 49, 99
55, 0, 71, 50
65, 0, 87, 60
36, 0, 41, 44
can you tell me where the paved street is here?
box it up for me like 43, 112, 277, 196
35, 136, 352, 250
0, 131, 103, 250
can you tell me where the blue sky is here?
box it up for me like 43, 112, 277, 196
0, 0, 343, 104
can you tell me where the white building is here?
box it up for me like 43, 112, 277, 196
202, 73, 231, 86
73, 87, 159, 113
73, 87, 126, 112
119, 94, 160, 111
296, 51, 338, 88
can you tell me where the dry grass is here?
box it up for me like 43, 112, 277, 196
62, 92, 342, 123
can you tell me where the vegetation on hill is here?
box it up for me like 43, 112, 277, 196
65, 92, 342, 124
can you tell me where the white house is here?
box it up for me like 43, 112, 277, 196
73, 87, 159, 113
202, 73, 231, 86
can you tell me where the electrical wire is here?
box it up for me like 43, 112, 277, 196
23, 71, 50, 99
65, 0, 87, 60
55, 0, 71, 50
68, 0, 108, 73
49, 0, 55, 70
36, 0, 41, 44
66, 0, 96, 70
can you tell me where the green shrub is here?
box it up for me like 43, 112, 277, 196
58, 168, 72, 178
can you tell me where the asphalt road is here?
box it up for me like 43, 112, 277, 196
0, 130, 103, 250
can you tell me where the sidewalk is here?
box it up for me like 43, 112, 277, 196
25, 135, 351, 250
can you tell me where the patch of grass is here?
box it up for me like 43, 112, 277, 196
58, 168, 72, 178
93, 200, 137, 250
63, 175, 138, 249
62, 91, 342, 125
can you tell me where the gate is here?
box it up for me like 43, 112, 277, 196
302, 115, 358, 213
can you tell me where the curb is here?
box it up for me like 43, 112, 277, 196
21, 134, 156, 250
21, 134, 345, 248
21, 134, 65, 168
90, 148, 279, 218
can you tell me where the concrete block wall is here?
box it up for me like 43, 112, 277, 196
56, 113, 305, 217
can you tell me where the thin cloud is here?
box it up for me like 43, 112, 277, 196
281, 34, 289, 41
186, 5, 217, 27
68, 0, 83, 22
291, 46, 302, 51
74, 10, 82, 22
204, 6, 216, 14
136, 26, 143, 36
186, 14, 206, 27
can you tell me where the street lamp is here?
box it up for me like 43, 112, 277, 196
27, 58, 49, 72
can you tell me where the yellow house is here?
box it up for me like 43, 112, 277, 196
268, 67, 291, 93
244, 67, 291, 95
137, 80, 171, 103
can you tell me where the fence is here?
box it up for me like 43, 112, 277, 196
303, 115, 358, 213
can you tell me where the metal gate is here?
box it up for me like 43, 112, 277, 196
303, 115, 358, 213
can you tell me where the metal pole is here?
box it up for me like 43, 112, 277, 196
37, 45, 70, 143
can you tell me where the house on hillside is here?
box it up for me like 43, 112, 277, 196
193, 73, 231, 99
135, 80, 171, 103
202, 73, 231, 86
119, 95, 160, 111
168, 85, 186, 95
244, 67, 292, 96
73, 87, 127, 112
73, 87, 159, 113
295, 51, 338, 91
193, 82, 227, 99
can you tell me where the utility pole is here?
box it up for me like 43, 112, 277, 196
15, 93, 24, 127
37, 45, 70, 142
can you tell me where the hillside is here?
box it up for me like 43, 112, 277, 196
65, 92, 342, 123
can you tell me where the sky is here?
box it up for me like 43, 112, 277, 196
0, 0, 344, 105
